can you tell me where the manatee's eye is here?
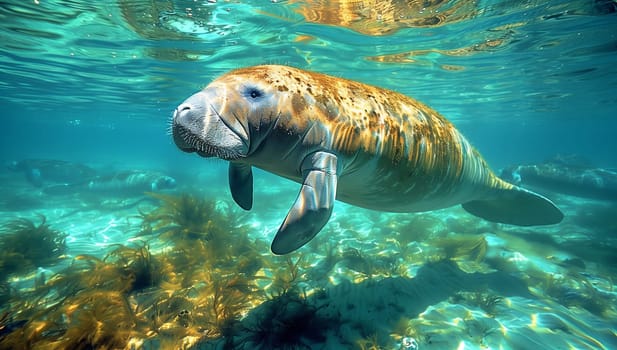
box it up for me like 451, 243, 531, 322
243, 86, 264, 100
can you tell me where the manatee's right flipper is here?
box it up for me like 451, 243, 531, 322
271, 151, 338, 255
228, 162, 253, 210
462, 186, 563, 226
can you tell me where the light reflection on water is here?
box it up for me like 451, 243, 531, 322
1, 0, 615, 121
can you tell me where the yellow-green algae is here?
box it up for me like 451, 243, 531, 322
0, 197, 614, 349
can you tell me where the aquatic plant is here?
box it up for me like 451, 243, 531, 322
484, 254, 519, 274
0, 215, 67, 277
355, 333, 382, 350
0, 195, 278, 350
42, 244, 163, 294
390, 317, 425, 349
132, 270, 264, 348
0, 290, 136, 350
53, 290, 136, 349
543, 273, 615, 318
103, 244, 163, 292
0, 241, 267, 349
463, 317, 499, 348
0, 246, 162, 346
340, 248, 374, 277
477, 294, 504, 317
138, 192, 262, 272
2, 244, 167, 334
157, 232, 266, 294
390, 262, 412, 278
117, 241, 268, 346
338, 247, 402, 279
392, 214, 444, 248
139, 192, 225, 240
206, 274, 259, 333
239, 289, 339, 349
431, 234, 488, 263
0, 311, 27, 342
452, 291, 504, 317
267, 255, 307, 296
136, 290, 213, 347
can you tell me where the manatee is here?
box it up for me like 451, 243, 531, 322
43, 170, 176, 196
86, 170, 177, 193
7, 159, 96, 187
171, 65, 563, 254
500, 159, 617, 201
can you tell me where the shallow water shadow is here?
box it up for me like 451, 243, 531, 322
230, 260, 532, 349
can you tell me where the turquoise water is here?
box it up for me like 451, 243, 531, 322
1, 1, 616, 349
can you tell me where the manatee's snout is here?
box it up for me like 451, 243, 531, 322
172, 89, 249, 160
172, 110, 194, 153
172, 92, 207, 152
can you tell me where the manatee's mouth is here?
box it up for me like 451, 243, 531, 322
172, 123, 243, 160
172, 124, 214, 158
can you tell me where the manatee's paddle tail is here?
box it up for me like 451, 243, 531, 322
462, 186, 563, 226
229, 162, 253, 210
271, 151, 338, 255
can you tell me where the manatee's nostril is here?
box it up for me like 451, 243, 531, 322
176, 103, 192, 115
174, 103, 194, 123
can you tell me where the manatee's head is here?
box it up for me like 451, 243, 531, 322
152, 175, 177, 191
172, 66, 291, 160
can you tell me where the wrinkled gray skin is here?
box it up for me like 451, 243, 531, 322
172, 65, 563, 255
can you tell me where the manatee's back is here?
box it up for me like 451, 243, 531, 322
297, 66, 564, 226
244, 66, 564, 226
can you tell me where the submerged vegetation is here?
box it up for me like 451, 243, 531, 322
0, 191, 615, 348
392, 214, 444, 248
0, 215, 67, 278
0, 193, 321, 349
139, 192, 249, 243
432, 234, 488, 263
239, 289, 340, 349
542, 272, 616, 318
451, 291, 505, 317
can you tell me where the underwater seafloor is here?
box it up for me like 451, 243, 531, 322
0, 160, 616, 350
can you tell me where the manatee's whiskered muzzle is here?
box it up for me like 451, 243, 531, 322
172, 90, 249, 160
171, 123, 195, 152
171, 105, 199, 151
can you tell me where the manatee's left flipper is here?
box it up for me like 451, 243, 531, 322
229, 162, 253, 210
271, 151, 338, 255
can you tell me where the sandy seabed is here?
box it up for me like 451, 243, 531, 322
0, 165, 615, 350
